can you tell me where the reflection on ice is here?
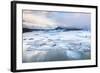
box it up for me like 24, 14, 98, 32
22, 30, 91, 63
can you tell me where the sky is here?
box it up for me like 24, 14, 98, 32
22, 10, 91, 30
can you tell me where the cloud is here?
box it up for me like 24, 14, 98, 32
49, 12, 91, 30
23, 11, 57, 29
23, 10, 91, 30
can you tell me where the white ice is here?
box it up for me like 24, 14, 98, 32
22, 30, 91, 63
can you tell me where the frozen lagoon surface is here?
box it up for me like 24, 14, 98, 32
22, 30, 91, 63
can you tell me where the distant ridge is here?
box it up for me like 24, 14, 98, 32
23, 28, 33, 33
55, 27, 82, 31
23, 27, 83, 33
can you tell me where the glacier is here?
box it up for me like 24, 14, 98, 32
22, 30, 91, 63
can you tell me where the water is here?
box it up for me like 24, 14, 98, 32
22, 30, 91, 63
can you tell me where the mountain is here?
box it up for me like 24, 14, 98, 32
23, 27, 83, 33
23, 28, 33, 33
55, 27, 82, 31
